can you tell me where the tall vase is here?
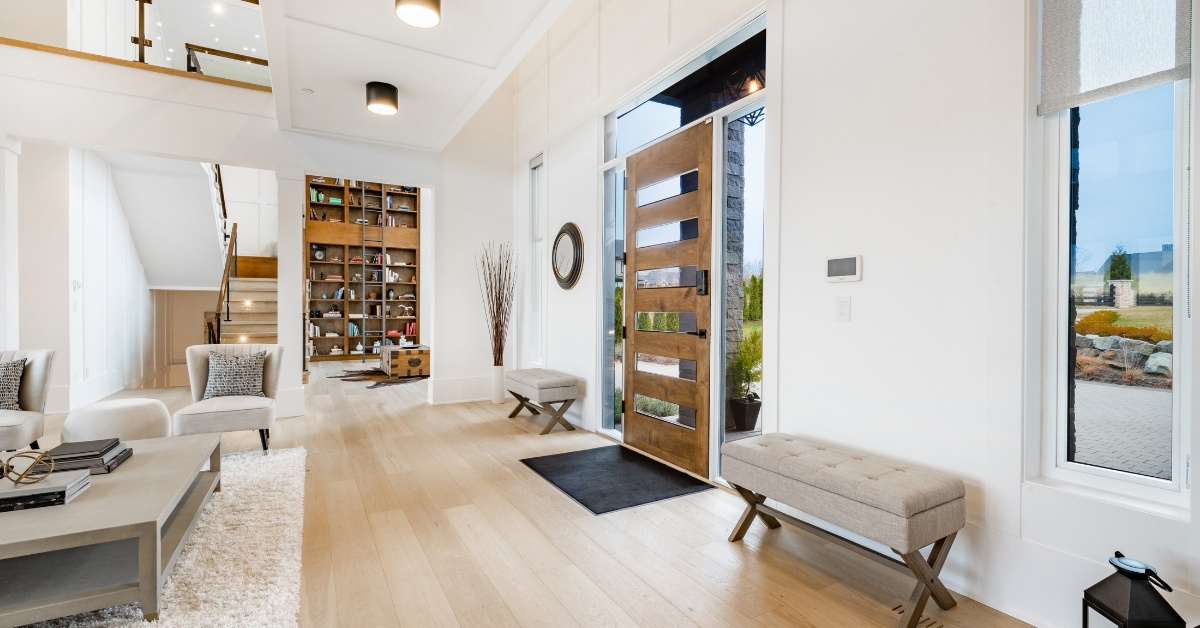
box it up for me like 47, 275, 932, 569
491, 365, 505, 404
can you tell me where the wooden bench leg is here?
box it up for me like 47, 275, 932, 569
728, 484, 781, 541
895, 532, 957, 628
507, 392, 541, 418
538, 399, 577, 435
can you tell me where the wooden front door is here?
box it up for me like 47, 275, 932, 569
623, 120, 713, 476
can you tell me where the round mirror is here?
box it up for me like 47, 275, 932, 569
552, 222, 583, 289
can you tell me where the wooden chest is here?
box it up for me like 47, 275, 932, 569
380, 345, 430, 377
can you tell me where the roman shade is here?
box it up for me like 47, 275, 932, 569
1040, 0, 1192, 115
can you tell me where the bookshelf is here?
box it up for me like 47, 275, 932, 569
305, 175, 422, 363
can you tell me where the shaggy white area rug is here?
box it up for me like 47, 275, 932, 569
27, 447, 307, 628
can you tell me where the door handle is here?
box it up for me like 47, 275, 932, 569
696, 270, 709, 296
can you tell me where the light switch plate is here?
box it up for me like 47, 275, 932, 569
834, 296, 851, 322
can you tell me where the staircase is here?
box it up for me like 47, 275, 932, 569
220, 278, 278, 344
204, 223, 279, 345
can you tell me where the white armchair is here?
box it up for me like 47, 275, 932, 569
0, 350, 55, 451
173, 344, 283, 450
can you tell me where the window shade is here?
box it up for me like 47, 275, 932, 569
1040, 0, 1191, 115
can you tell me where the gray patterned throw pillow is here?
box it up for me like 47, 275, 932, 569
0, 358, 26, 410
202, 351, 267, 400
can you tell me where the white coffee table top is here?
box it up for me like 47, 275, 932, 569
0, 434, 220, 550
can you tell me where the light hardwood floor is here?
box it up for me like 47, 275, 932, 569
43, 363, 1030, 628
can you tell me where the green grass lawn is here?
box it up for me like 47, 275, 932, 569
743, 320, 762, 336
1079, 306, 1173, 332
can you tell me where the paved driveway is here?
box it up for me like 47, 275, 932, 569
1074, 381, 1172, 480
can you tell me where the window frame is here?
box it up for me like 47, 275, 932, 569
1041, 81, 1193, 508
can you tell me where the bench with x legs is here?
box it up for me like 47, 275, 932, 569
504, 368, 581, 435
722, 433, 966, 628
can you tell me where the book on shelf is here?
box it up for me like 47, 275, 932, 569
405, 321, 416, 336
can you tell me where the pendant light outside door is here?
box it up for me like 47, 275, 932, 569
366, 81, 398, 115
396, 0, 440, 28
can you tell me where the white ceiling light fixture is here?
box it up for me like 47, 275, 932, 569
395, 0, 440, 28
366, 81, 398, 115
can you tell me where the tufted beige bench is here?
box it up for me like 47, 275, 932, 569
505, 368, 580, 434
722, 433, 965, 628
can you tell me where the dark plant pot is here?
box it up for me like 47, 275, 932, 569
727, 397, 762, 432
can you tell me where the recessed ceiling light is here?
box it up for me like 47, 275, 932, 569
156, 36, 162, 40
366, 81, 398, 115
243, 47, 248, 50
166, 57, 172, 61
395, 0, 440, 28
168, 48, 174, 53
214, 37, 219, 41
301, 88, 314, 94
213, 2, 223, 13
251, 48, 257, 52
210, 23, 215, 27
254, 34, 260, 38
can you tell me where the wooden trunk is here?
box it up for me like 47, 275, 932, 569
380, 345, 430, 377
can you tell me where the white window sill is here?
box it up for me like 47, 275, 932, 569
1026, 475, 1190, 522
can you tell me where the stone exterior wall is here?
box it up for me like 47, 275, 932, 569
1111, 280, 1134, 309
724, 120, 746, 416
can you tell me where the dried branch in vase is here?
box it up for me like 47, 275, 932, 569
477, 242, 516, 367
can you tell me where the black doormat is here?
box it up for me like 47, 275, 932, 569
521, 445, 712, 515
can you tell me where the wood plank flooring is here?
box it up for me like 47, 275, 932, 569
44, 364, 1030, 628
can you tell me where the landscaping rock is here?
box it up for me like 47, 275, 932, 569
1092, 336, 1122, 351
1145, 352, 1173, 375
1156, 340, 1173, 354
1101, 349, 1146, 369
1079, 348, 1101, 358
1118, 338, 1156, 357
1074, 334, 1093, 349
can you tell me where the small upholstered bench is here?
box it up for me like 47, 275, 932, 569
505, 368, 580, 434
722, 433, 965, 628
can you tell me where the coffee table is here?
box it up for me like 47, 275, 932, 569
0, 434, 221, 626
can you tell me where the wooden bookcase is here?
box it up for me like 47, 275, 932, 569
304, 175, 422, 363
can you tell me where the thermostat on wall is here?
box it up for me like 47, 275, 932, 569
826, 256, 862, 282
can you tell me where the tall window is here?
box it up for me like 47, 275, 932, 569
1061, 82, 1187, 489
523, 156, 546, 367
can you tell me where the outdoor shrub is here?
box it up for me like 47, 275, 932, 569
635, 395, 678, 418
729, 329, 763, 398
743, 275, 763, 321
637, 311, 651, 331
1074, 310, 1171, 342
1106, 246, 1132, 281
1123, 368, 1145, 383
614, 286, 624, 342
614, 386, 623, 416
1075, 354, 1105, 377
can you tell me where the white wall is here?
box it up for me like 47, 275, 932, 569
429, 77, 515, 404
66, 150, 155, 407
222, 165, 279, 257
436, 0, 1200, 626
0, 0, 68, 47
17, 143, 71, 411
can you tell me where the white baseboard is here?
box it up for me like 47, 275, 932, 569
429, 375, 510, 405
276, 386, 304, 418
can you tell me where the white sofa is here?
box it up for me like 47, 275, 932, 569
0, 350, 55, 451
173, 344, 283, 450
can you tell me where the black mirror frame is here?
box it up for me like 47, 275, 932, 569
552, 222, 584, 290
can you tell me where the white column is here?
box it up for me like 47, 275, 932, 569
0, 136, 19, 350
274, 169, 305, 417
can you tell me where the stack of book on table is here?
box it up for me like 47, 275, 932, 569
0, 467, 89, 512
45, 438, 132, 474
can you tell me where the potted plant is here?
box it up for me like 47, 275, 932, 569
477, 242, 516, 403
727, 329, 763, 431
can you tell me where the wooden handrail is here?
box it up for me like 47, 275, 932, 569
0, 37, 272, 93
214, 164, 227, 220
185, 43, 268, 70
216, 223, 238, 316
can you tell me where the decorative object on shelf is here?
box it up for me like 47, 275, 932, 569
387, 288, 396, 300
352, 273, 363, 282
401, 186, 417, 193
553, 222, 584, 290
1, 450, 55, 484
477, 242, 516, 403
366, 81, 399, 115
370, 271, 381, 282
349, 289, 356, 300
317, 191, 326, 202
312, 245, 326, 261
1083, 551, 1184, 627
330, 346, 344, 356
395, 0, 440, 28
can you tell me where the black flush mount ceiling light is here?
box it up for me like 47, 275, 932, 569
366, 81, 398, 115
396, 0, 440, 28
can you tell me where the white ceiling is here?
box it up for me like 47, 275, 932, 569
264, 0, 572, 150
99, 152, 226, 290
